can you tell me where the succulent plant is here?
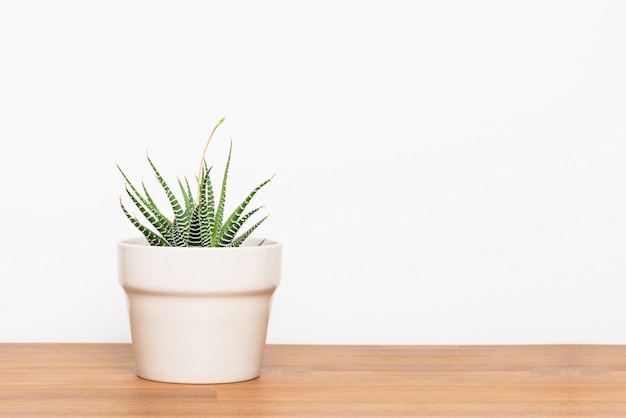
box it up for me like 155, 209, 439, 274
118, 118, 273, 247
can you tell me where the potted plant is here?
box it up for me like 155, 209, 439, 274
116, 118, 282, 384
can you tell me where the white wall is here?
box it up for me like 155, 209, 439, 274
1, 1, 625, 344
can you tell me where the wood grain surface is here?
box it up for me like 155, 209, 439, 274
0, 344, 624, 417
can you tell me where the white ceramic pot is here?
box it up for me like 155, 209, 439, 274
117, 237, 282, 384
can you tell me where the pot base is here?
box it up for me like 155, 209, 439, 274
127, 292, 271, 384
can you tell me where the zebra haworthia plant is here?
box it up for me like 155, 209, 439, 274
118, 118, 273, 247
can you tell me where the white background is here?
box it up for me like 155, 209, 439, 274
1, 1, 625, 344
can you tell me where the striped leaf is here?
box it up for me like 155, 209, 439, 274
218, 206, 263, 246
171, 217, 187, 247
141, 181, 171, 228
118, 165, 174, 244
198, 163, 215, 247
120, 200, 169, 246
228, 215, 269, 247
175, 177, 194, 243
123, 186, 175, 245
188, 205, 202, 246
118, 118, 272, 247
218, 174, 274, 245
212, 141, 232, 246
147, 156, 184, 220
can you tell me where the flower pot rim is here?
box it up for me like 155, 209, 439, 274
118, 235, 282, 294
118, 236, 281, 251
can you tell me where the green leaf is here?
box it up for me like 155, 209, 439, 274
175, 177, 195, 243
171, 217, 187, 247
120, 199, 169, 246
123, 186, 175, 245
118, 164, 158, 217
118, 164, 174, 245
218, 206, 264, 246
188, 205, 202, 246
199, 163, 216, 247
229, 215, 269, 247
218, 174, 274, 245
119, 118, 273, 248
141, 181, 169, 223
212, 141, 232, 246
147, 156, 184, 219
